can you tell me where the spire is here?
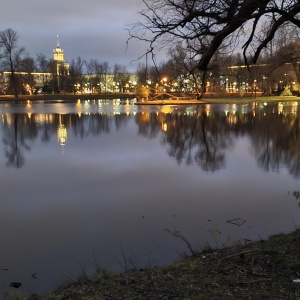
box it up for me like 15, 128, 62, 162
56, 35, 60, 48
53, 35, 64, 62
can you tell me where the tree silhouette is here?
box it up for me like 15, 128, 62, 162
0, 28, 25, 97
3, 115, 26, 168
129, 0, 300, 71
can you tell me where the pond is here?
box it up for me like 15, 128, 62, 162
0, 99, 300, 296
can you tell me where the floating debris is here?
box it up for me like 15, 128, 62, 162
32, 272, 37, 279
226, 218, 246, 226
293, 191, 300, 199
9, 282, 22, 288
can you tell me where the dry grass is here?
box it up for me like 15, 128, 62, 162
24, 229, 300, 300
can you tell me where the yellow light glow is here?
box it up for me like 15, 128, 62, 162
57, 125, 67, 146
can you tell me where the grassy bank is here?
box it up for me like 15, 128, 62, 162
18, 229, 300, 300
135, 95, 300, 105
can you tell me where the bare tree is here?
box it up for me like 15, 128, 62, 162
35, 53, 51, 89
69, 56, 85, 93
94, 61, 110, 92
84, 59, 97, 92
20, 56, 35, 94
129, 0, 300, 72
36, 53, 50, 72
113, 64, 130, 93
0, 28, 25, 97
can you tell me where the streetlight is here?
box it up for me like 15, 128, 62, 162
125, 83, 129, 93
262, 76, 267, 93
97, 82, 101, 94
161, 77, 168, 92
284, 73, 289, 87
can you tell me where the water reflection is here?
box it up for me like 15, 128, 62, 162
3, 114, 29, 168
1, 99, 300, 297
1, 100, 300, 177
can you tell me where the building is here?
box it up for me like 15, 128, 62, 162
0, 36, 136, 95
53, 36, 69, 76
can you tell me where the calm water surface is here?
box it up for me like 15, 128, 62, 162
0, 99, 300, 296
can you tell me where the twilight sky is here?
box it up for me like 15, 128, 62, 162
0, 0, 160, 72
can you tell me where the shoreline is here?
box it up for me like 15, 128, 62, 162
0, 94, 299, 105
24, 228, 300, 299
2, 96, 299, 299
0, 93, 136, 102
135, 95, 300, 105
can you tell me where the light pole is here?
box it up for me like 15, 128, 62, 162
284, 73, 289, 88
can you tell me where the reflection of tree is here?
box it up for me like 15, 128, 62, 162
162, 111, 233, 171
0, 112, 132, 168
41, 124, 52, 143
251, 105, 300, 177
135, 112, 161, 138
135, 110, 233, 172
2, 115, 30, 168
71, 114, 111, 138
255, 132, 283, 173
285, 116, 300, 177
134, 103, 300, 175
72, 113, 130, 136
75, 113, 131, 136
71, 113, 130, 138
194, 113, 230, 171
252, 106, 283, 172
114, 114, 130, 131
289, 157, 300, 178
2, 103, 300, 176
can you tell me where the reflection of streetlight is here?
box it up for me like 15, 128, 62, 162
254, 79, 257, 98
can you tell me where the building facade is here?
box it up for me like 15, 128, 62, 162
53, 36, 69, 76
0, 37, 136, 95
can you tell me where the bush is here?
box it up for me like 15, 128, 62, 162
280, 86, 293, 96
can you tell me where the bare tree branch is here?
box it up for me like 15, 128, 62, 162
128, 0, 300, 71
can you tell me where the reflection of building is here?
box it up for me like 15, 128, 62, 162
57, 124, 67, 146
57, 115, 67, 153
53, 36, 69, 76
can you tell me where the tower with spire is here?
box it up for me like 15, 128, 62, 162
53, 35, 65, 62
52, 35, 69, 87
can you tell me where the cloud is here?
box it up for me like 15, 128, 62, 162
0, 0, 149, 71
